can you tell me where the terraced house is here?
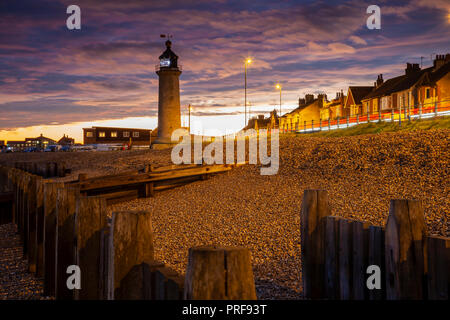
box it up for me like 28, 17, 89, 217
343, 86, 374, 116
361, 54, 450, 117
279, 94, 324, 131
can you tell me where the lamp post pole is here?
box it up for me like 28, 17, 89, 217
245, 63, 248, 126
244, 59, 252, 127
276, 83, 282, 116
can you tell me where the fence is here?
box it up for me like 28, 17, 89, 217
282, 99, 450, 133
0, 165, 256, 300
300, 189, 449, 300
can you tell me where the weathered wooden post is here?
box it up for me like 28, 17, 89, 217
300, 189, 331, 299
22, 173, 31, 254
385, 199, 426, 300
27, 175, 42, 273
322, 216, 338, 299
337, 116, 340, 129
356, 114, 359, 124
311, 119, 314, 132
116, 262, 184, 300
184, 246, 256, 300
328, 118, 330, 130
426, 236, 449, 300
337, 218, 351, 299
74, 196, 108, 300
56, 186, 80, 300
350, 220, 367, 300
319, 118, 322, 131
434, 101, 438, 116
346, 116, 349, 127
36, 177, 46, 277
365, 224, 385, 300
43, 182, 64, 297
106, 210, 154, 300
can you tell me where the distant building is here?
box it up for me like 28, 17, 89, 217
245, 110, 279, 131
344, 86, 374, 116
7, 140, 33, 151
361, 54, 450, 115
82, 126, 153, 146
320, 91, 346, 120
279, 94, 324, 132
25, 134, 56, 148
58, 134, 75, 146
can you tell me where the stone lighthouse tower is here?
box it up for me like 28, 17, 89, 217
152, 38, 182, 148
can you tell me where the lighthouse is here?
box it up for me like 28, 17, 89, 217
152, 38, 182, 148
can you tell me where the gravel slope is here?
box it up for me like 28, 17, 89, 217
1, 129, 448, 299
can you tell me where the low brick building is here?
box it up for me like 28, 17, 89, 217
82, 126, 153, 145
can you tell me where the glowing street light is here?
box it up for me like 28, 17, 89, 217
275, 83, 282, 116
244, 58, 252, 126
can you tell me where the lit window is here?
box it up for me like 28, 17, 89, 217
111, 131, 117, 138
133, 132, 139, 138
99, 132, 106, 138
123, 131, 130, 137
86, 132, 93, 137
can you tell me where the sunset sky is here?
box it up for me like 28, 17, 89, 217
1, 0, 449, 142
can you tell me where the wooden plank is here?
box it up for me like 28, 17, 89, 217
27, 175, 41, 273
322, 216, 338, 299
350, 220, 366, 300
43, 182, 64, 297
22, 174, 31, 255
77, 164, 231, 192
56, 186, 79, 300
184, 246, 256, 300
300, 189, 331, 299
366, 225, 385, 300
337, 218, 351, 300
385, 199, 426, 300
107, 210, 154, 300
426, 236, 449, 300
74, 196, 108, 300
35, 177, 46, 277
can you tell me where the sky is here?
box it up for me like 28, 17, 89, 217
1, 0, 449, 142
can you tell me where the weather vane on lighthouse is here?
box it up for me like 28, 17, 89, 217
151, 34, 182, 149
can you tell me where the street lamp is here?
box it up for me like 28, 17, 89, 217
275, 83, 282, 116
244, 58, 252, 126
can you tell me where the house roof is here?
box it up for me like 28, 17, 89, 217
281, 99, 318, 117
428, 60, 450, 84
348, 86, 374, 104
362, 67, 432, 101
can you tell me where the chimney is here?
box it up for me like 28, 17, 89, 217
305, 94, 314, 104
433, 54, 449, 71
298, 98, 306, 106
376, 74, 384, 87
405, 63, 420, 75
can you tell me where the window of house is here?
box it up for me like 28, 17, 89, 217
426, 88, 430, 99
133, 132, 139, 138
111, 131, 118, 138
123, 132, 130, 137
99, 132, 105, 138
86, 131, 93, 137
